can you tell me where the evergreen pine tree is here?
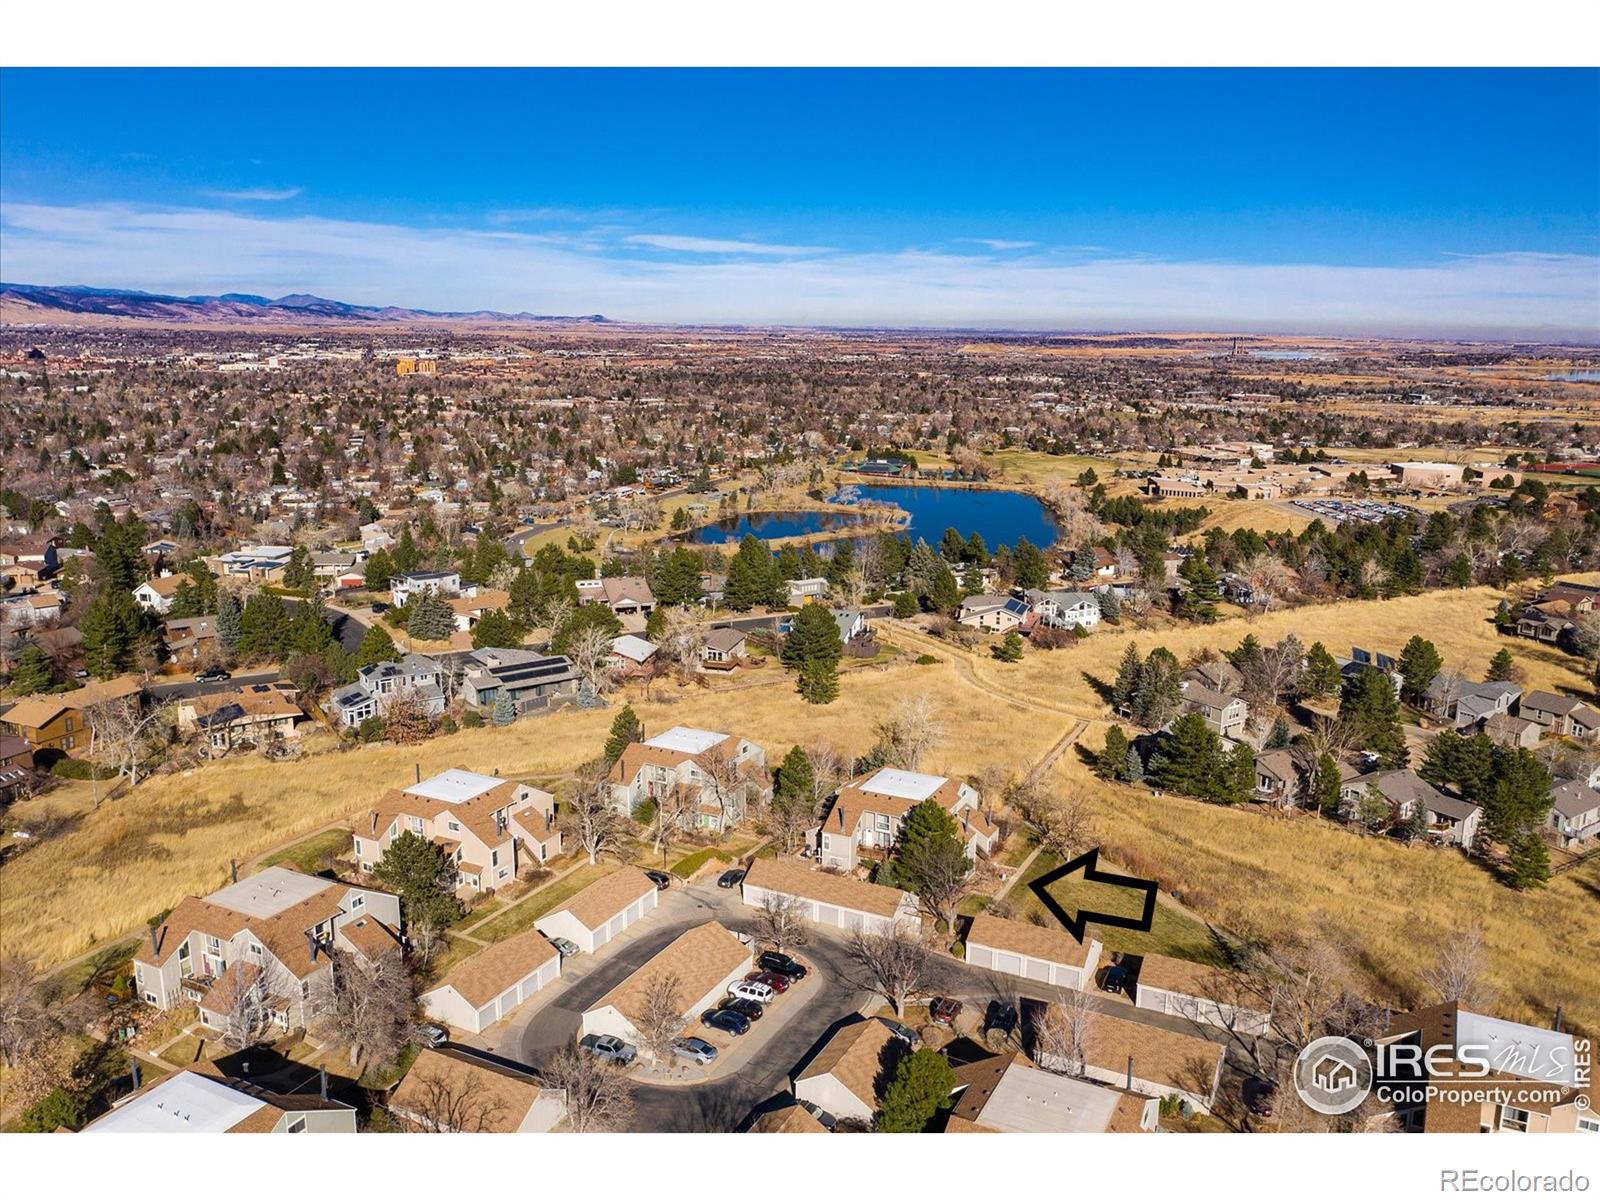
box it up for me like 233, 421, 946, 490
216, 589, 242, 652
1110, 642, 1143, 713
797, 657, 839, 705
1507, 832, 1551, 890
782, 603, 845, 671
355, 622, 398, 667
1311, 752, 1342, 815
604, 704, 644, 763
81, 589, 142, 678
1340, 666, 1409, 769
1151, 713, 1223, 797
1486, 647, 1517, 683
993, 630, 1024, 662
1098, 725, 1130, 780
1397, 635, 1443, 704
492, 693, 517, 726
1013, 537, 1050, 590
283, 545, 317, 595
1301, 641, 1342, 697
407, 590, 456, 641
10, 644, 52, 694
876, 1048, 957, 1132
1124, 743, 1145, 783
363, 547, 395, 591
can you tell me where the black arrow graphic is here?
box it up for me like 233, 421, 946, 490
1028, 846, 1158, 944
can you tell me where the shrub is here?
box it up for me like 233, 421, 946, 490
914, 653, 939, 665
462, 710, 484, 728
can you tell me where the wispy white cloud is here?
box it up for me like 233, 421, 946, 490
960, 238, 1038, 251
1, 201, 1595, 340
622, 233, 833, 256
203, 187, 302, 202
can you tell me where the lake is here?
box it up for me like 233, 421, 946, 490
691, 509, 872, 544
1547, 370, 1600, 383
855, 484, 1060, 550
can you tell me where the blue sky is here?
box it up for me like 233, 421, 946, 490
2, 69, 1597, 337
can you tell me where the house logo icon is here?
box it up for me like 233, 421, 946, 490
1294, 1036, 1373, 1116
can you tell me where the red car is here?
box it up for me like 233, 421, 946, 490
746, 969, 790, 993
930, 997, 963, 1026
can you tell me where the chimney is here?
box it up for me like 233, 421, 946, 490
1554, 1005, 1564, 1033
149, 925, 160, 955
319, 1066, 328, 1102
1126, 1055, 1134, 1091
307, 931, 318, 963
131, 1060, 142, 1091
415, 762, 421, 784
230, 858, 238, 884
370, 810, 378, 834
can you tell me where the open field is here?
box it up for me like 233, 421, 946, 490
1050, 743, 1600, 1034
1188, 497, 1318, 536
2, 653, 1067, 971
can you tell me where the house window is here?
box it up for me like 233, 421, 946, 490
491, 849, 499, 867
1500, 1106, 1530, 1132
286, 1117, 306, 1133
65, 716, 74, 733
349, 895, 364, 910
1578, 1117, 1599, 1133
411, 817, 423, 834
206, 936, 221, 953
447, 820, 460, 832
250, 942, 263, 958
144, 992, 158, 1005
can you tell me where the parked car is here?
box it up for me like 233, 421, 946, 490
729, 980, 776, 1004
878, 1017, 917, 1045
673, 1037, 718, 1065
370, 602, 389, 614
719, 997, 764, 1021
701, 1008, 752, 1036
983, 1000, 1018, 1038
546, 935, 580, 959
579, 1033, 638, 1066
747, 970, 790, 994
797, 1099, 838, 1130
195, 667, 231, 683
417, 1023, 448, 1048
757, 950, 806, 980
1100, 964, 1128, 994
644, 869, 672, 890
1243, 1076, 1278, 1118
929, 997, 963, 1026
717, 868, 746, 889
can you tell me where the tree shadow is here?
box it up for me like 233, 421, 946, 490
1081, 671, 1116, 705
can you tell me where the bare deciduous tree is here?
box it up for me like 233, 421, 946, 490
1034, 990, 1094, 1076
658, 606, 707, 682
0, 953, 55, 1069
1032, 786, 1098, 864
568, 624, 619, 696
308, 946, 414, 1069
568, 767, 625, 865
88, 697, 170, 786
873, 693, 946, 771
699, 741, 761, 833
400, 1066, 512, 1132
543, 1040, 636, 1133
634, 971, 687, 1064
845, 924, 931, 1015
381, 687, 436, 745
1420, 925, 1495, 1008
804, 737, 849, 807
752, 894, 811, 955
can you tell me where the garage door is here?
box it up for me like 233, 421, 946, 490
594, 924, 610, 948
1026, 958, 1050, 982
628, 900, 643, 922
818, 905, 840, 927
996, 952, 1022, 976
968, 945, 993, 969
476, 1002, 496, 1029
607, 915, 626, 941
498, 987, 518, 1017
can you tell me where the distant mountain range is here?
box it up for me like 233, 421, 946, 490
0, 283, 609, 326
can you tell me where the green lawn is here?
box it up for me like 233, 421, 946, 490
1008, 851, 1222, 962
669, 846, 733, 879
997, 824, 1040, 869
159, 1034, 206, 1069
260, 827, 350, 874
468, 862, 619, 945
426, 933, 481, 978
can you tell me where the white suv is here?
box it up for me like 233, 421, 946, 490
728, 980, 776, 1004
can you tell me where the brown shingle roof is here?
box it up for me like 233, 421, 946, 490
426, 929, 557, 1008
1076, 1008, 1224, 1101
389, 1048, 544, 1133
543, 865, 655, 932
743, 856, 910, 920
795, 1018, 902, 1108
588, 921, 750, 1024
748, 1103, 829, 1133
966, 912, 1095, 968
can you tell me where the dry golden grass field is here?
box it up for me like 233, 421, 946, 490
0, 655, 1066, 972
8, 582, 1598, 1035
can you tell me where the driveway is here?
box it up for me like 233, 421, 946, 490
146, 670, 281, 701
486, 877, 1280, 1132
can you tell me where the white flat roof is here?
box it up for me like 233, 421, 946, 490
975, 1061, 1123, 1133
85, 1072, 266, 1133
204, 866, 334, 919
1456, 1011, 1579, 1087
861, 767, 947, 802
405, 768, 506, 805
644, 726, 730, 756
